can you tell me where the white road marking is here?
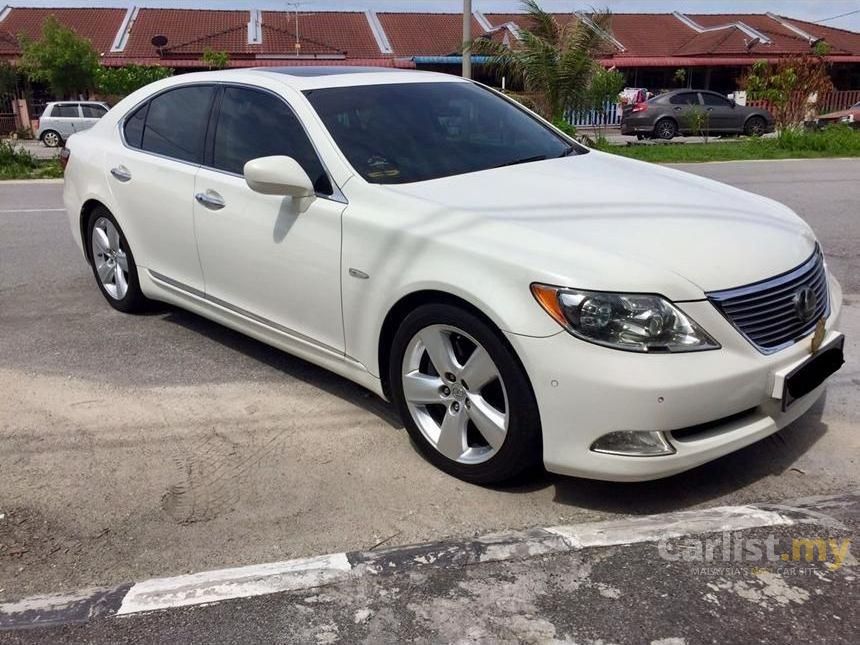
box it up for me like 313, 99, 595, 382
117, 552, 353, 615
0, 208, 65, 213
546, 505, 792, 548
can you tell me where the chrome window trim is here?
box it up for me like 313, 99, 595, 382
706, 246, 831, 355
117, 80, 348, 205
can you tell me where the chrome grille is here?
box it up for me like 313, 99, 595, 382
707, 248, 829, 354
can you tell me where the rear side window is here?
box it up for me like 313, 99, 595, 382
669, 93, 699, 106
82, 104, 108, 118
123, 103, 148, 148
211, 86, 331, 195
53, 104, 80, 117
137, 85, 215, 164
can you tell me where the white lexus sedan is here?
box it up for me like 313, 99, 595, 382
62, 68, 844, 484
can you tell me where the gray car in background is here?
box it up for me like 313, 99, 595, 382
621, 89, 774, 140
36, 101, 110, 147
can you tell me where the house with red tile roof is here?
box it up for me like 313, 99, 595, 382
0, 5, 858, 94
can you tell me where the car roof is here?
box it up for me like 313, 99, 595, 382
155, 67, 468, 92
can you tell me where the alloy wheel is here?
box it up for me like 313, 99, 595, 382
42, 132, 60, 147
656, 120, 675, 139
91, 217, 129, 300
401, 324, 509, 464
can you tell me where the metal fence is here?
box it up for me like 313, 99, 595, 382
565, 99, 622, 127
0, 94, 16, 135
747, 89, 860, 118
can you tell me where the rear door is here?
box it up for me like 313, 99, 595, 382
699, 92, 737, 132
105, 84, 215, 293
50, 103, 82, 138
667, 92, 700, 133
79, 103, 108, 133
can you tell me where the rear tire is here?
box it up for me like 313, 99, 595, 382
744, 116, 766, 137
654, 118, 677, 140
41, 130, 62, 147
389, 303, 542, 485
86, 206, 150, 313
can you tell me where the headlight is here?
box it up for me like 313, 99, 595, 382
840, 114, 854, 123
531, 284, 720, 353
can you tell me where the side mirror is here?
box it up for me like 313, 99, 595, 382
244, 155, 315, 201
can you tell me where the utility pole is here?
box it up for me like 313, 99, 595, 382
462, 0, 472, 79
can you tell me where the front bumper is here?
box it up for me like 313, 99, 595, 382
506, 274, 844, 482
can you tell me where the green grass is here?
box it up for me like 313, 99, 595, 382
0, 140, 63, 179
594, 125, 860, 163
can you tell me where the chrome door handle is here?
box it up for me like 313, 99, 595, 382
110, 165, 132, 182
195, 190, 226, 210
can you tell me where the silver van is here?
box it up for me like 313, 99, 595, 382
36, 101, 110, 147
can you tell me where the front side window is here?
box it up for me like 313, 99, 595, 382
701, 93, 731, 107
669, 93, 699, 106
138, 85, 215, 164
53, 104, 80, 118
211, 86, 331, 194
304, 82, 576, 184
82, 104, 108, 118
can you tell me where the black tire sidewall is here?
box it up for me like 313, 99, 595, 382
389, 303, 542, 484
86, 207, 147, 313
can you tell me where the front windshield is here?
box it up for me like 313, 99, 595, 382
304, 82, 580, 184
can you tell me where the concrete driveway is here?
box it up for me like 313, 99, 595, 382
1, 159, 858, 602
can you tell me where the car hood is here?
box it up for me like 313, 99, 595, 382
382, 150, 816, 298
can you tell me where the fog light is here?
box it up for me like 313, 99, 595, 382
590, 431, 675, 456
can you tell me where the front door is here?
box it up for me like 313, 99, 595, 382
699, 92, 737, 132
193, 85, 345, 353
51, 103, 82, 139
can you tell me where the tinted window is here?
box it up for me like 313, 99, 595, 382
53, 104, 80, 118
701, 93, 731, 107
81, 104, 108, 118
123, 103, 147, 148
141, 85, 214, 163
669, 93, 699, 106
305, 82, 575, 184
212, 86, 331, 194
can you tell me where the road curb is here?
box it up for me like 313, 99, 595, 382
5, 496, 848, 632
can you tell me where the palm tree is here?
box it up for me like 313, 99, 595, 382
470, 0, 613, 123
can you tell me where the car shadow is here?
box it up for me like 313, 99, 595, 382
498, 396, 830, 515
158, 304, 402, 428
155, 302, 827, 512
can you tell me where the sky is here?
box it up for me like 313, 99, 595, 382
5, 0, 860, 31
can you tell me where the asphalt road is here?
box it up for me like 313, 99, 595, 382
1, 159, 858, 610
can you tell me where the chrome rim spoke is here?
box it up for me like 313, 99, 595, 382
460, 345, 498, 391
403, 371, 445, 405
96, 259, 114, 283
93, 228, 110, 256
467, 396, 507, 450
418, 327, 458, 377
114, 263, 128, 299
115, 251, 129, 273
436, 408, 468, 461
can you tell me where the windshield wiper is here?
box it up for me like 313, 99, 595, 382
493, 154, 547, 168
558, 144, 578, 157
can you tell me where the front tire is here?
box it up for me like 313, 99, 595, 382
86, 207, 149, 313
389, 304, 542, 484
745, 116, 766, 137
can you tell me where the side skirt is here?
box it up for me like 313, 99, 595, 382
140, 269, 385, 398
